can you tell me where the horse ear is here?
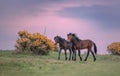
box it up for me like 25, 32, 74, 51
72, 33, 76, 36
67, 33, 72, 36
72, 33, 75, 36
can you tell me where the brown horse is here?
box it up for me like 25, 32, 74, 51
67, 33, 97, 61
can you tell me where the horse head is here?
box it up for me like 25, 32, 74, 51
54, 36, 61, 45
67, 33, 73, 41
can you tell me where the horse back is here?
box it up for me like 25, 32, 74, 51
76, 39, 93, 49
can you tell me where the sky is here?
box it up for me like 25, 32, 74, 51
0, 0, 120, 54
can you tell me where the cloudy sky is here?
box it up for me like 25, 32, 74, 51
0, 0, 120, 54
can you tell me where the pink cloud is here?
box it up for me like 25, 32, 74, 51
12, 12, 97, 33
1, 0, 120, 54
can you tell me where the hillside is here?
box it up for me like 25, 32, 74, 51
0, 51, 120, 76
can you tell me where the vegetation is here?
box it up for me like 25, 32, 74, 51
107, 42, 120, 55
0, 51, 120, 76
15, 30, 55, 55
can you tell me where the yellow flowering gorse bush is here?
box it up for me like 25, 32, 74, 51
15, 30, 55, 55
107, 42, 120, 55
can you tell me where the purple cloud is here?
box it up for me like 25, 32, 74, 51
0, 0, 120, 54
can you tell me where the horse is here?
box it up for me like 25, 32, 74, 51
67, 33, 97, 61
54, 36, 72, 60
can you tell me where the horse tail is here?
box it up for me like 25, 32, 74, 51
93, 43, 97, 54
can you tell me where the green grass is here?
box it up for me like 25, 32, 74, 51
0, 51, 120, 76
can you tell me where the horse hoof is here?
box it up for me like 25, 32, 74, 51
58, 58, 60, 60
84, 59, 87, 61
65, 57, 68, 60
80, 58, 82, 61
94, 59, 96, 62
73, 59, 76, 61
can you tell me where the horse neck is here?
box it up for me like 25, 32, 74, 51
58, 38, 65, 46
75, 36, 81, 41
71, 37, 80, 45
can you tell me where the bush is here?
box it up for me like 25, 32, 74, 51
107, 42, 120, 55
15, 30, 55, 55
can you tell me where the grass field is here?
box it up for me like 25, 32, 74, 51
0, 51, 120, 76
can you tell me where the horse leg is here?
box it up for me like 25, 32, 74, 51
72, 48, 74, 60
71, 47, 76, 61
91, 50, 96, 62
64, 49, 68, 60
69, 49, 72, 60
72, 53, 74, 60
58, 49, 61, 60
78, 50, 82, 61
74, 50, 76, 61
72, 49, 76, 61
84, 50, 90, 61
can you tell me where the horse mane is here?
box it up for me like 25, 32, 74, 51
72, 34, 81, 41
68, 33, 81, 41
56, 36, 66, 43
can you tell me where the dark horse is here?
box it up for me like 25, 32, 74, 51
67, 33, 97, 61
54, 36, 72, 60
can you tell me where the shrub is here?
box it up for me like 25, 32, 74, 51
15, 30, 55, 55
107, 42, 120, 55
